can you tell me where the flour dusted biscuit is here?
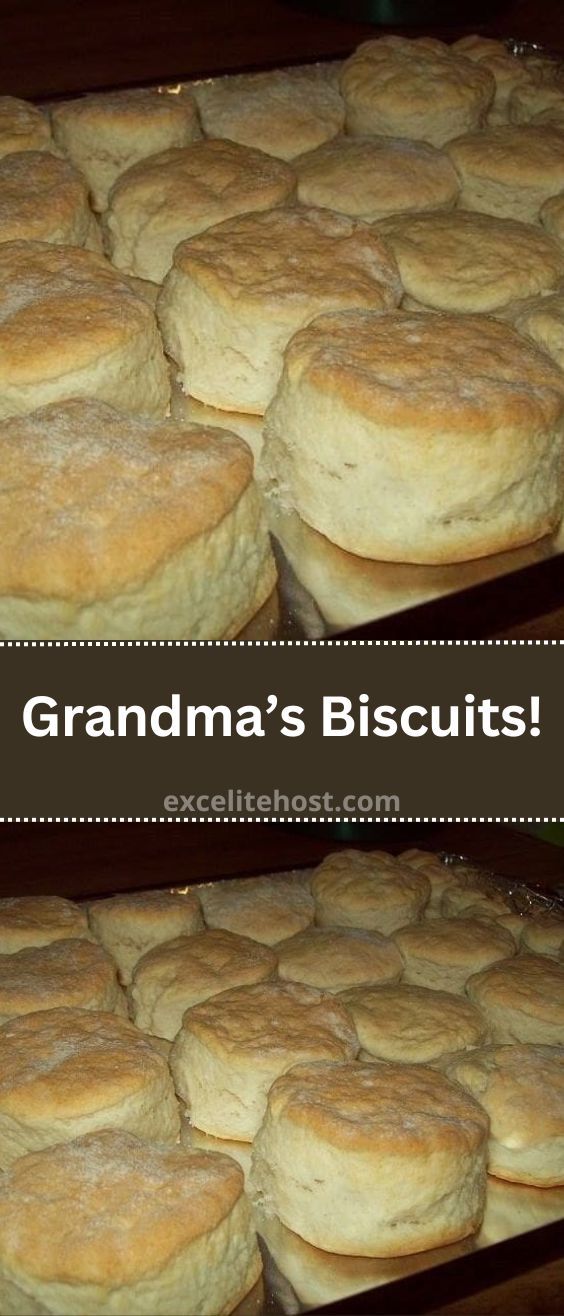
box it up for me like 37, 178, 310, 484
521, 912, 564, 958
377, 210, 564, 314
193, 65, 344, 161
0, 939, 126, 1023
340, 983, 488, 1065
452, 36, 534, 125
449, 1045, 564, 1186
0, 1007, 180, 1169
445, 124, 564, 223
467, 953, 564, 1044
0, 1129, 262, 1315
294, 135, 460, 221
260, 310, 564, 564
250, 1060, 488, 1256
51, 87, 201, 211
130, 928, 278, 1040
0, 399, 276, 640
393, 918, 515, 994
0, 242, 169, 420
310, 849, 429, 934
197, 873, 314, 945
0, 151, 99, 250
171, 980, 358, 1140
276, 925, 403, 991
340, 37, 493, 146
0, 97, 52, 159
88, 888, 204, 984
105, 138, 295, 283
0, 895, 89, 954
158, 206, 401, 414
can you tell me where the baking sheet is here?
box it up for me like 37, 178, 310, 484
167, 857, 564, 1313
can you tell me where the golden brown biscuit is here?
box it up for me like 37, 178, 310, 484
0, 1130, 262, 1315
0, 399, 276, 640
340, 36, 494, 146
129, 928, 278, 1039
250, 1060, 489, 1255
171, 980, 359, 1139
449, 1044, 564, 1185
51, 87, 201, 211
0, 241, 170, 420
261, 309, 564, 564
105, 139, 296, 283
0, 1007, 181, 1168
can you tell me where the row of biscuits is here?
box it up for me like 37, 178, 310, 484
0, 851, 562, 1311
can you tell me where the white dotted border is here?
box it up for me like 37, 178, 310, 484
0, 639, 562, 648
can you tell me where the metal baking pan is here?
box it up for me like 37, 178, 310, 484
40, 42, 564, 639
163, 857, 564, 1313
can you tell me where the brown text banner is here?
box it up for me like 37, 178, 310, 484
0, 641, 560, 820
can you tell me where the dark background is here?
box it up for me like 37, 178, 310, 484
0, 819, 563, 898
1, 1, 564, 99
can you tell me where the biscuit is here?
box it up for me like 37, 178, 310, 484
0, 241, 170, 420
340, 36, 494, 146
0, 96, 52, 159
276, 925, 403, 991
170, 980, 358, 1140
445, 124, 564, 223
250, 1060, 489, 1255
520, 912, 564, 958
377, 210, 564, 313
339, 982, 489, 1064
88, 888, 204, 984
0, 399, 276, 640
197, 872, 314, 945
449, 1044, 564, 1186
0, 938, 126, 1023
51, 87, 201, 211
105, 138, 296, 283
393, 917, 516, 994
158, 206, 401, 414
466, 952, 564, 1043
0, 895, 89, 954
193, 65, 344, 160
0, 1007, 180, 1168
0, 151, 99, 249
311, 849, 430, 934
0, 1129, 262, 1315
129, 928, 278, 1039
260, 309, 564, 564
294, 135, 460, 222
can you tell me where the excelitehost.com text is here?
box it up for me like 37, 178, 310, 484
163, 790, 401, 816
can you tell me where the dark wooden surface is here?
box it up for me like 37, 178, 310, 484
1, 0, 564, 100
0, 821, 562, 898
